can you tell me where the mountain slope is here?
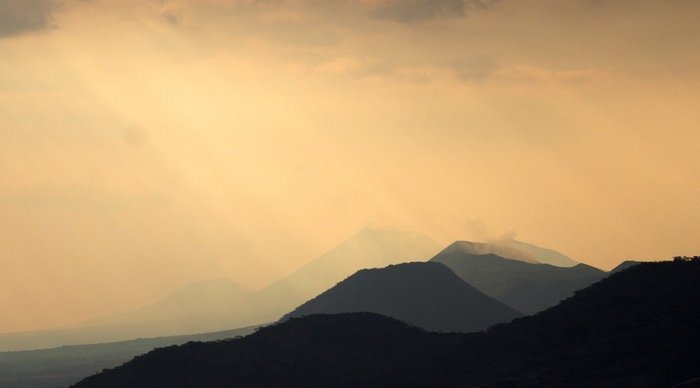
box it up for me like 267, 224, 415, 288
431, 242, 606, 314
254, 227, 442, 317
83, 278, 263, 336
0, 278, 260, 352
440, 240, 538, 263
611, 260, 642, 274
494, 237, 579, 266
71, 259, 700, 388
282, 262, 521, 332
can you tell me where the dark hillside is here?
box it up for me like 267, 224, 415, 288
0, 326, 258, 388
72, 259, 700, 388
72, 313, 452, 388
440, 258, 700, 387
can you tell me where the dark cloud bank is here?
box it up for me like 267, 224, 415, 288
370, 0, 495, 23
0, 0, 54, 37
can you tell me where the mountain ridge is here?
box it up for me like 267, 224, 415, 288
430, 245, 606, 314
254, 227, 442, 318
441, 240, 539, 263
493, 237, 579, 267
282, 261, 521, 332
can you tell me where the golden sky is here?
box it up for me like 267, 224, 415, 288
1, 0, 699, 333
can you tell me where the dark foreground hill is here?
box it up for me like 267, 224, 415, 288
436, 257, 700, 387
431, 242, 606, 314
0, 326, 258, 388
72, 258, 700, 388
282, 262, 521, 332
76, 313, 452, 388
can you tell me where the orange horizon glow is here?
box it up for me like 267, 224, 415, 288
1, 0, 699, 333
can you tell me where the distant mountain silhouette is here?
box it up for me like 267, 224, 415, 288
282, 262, 521, 332
70, 259, 700, 388
493, 237, 579, 266
1, 227, 440, 352
0, 278, 259, 352
611, 260, 643, 273
430, 241, 606, 314
254, 227, 441, 317
0, 325, 257, 388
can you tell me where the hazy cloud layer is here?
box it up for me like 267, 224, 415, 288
369, 0, 499, 23
370, 0, 466, 23
0, 0, 55, 37
451, 57, 499, 81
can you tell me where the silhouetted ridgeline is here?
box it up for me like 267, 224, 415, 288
72, 259, 700, 388
282, 262, 521, 332
610, 260, 642, 274
431, 242, 606, 314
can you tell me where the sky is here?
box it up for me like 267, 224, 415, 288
1, 0, 699, 333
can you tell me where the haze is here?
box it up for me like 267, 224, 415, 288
1, 0, 699, 333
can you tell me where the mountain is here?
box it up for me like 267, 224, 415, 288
253, 227, 442, 317
282, 262, 521, 332
0, 227, 440, 352
430, 242, 606, 314
443, 240, 539, 263
494, 237, 579, 266
83, 278, 265, 337
70, 258, 700, 388
611, 260, 643, 273
0, 325, 258, 388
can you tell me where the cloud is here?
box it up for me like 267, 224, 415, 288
370, 0, 465, 23
370, 0, 495, 23
316, 57, 394, 78
497, 66, 610, 85
0, 0, 55, 38
452, 57, 499, 81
